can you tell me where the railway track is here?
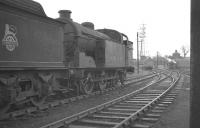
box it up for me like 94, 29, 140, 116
39, 71, 180, 128
0, 72, 157, 120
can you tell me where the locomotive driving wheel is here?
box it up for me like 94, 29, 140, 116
30, 78, 49, 107
80, 73, 94, 94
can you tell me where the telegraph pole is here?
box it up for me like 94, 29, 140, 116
157, 51, 159, 68
137, 32, 139, 74
137, 24, 146, 73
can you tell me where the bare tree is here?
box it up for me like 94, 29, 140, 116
181, 46, 189, 58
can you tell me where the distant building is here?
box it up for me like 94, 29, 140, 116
140, 57, 155, 70
152, 56, 168, 68
143, 58, 155, 68
172, 50, 182, 59
140, 56, 147, 61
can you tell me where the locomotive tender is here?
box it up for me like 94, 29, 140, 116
0, 0, 134, 113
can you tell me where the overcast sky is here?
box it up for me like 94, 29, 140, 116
35, 0, 190, 58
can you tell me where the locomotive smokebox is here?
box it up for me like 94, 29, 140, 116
58, 10, 72, 20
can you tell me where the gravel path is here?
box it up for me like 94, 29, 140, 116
0, 72, 153, 128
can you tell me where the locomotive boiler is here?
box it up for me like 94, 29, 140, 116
0, 0, 134, 114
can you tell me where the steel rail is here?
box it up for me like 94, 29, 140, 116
113, 71, 180, 128
0, 73, 157, 120
39, 72, 170, 128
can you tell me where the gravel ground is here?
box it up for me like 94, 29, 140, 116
152, 75, 190, 128
0, 71, 153, 128
127, 71, 150, 78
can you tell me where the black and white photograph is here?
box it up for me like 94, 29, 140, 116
0, 0, 191, 128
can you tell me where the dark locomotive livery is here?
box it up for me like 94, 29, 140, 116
0, 0, 134, 113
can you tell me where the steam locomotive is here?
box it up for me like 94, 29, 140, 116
0, 0, 134, 114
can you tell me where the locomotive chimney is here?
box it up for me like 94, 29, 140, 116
58, 10, 72, 20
